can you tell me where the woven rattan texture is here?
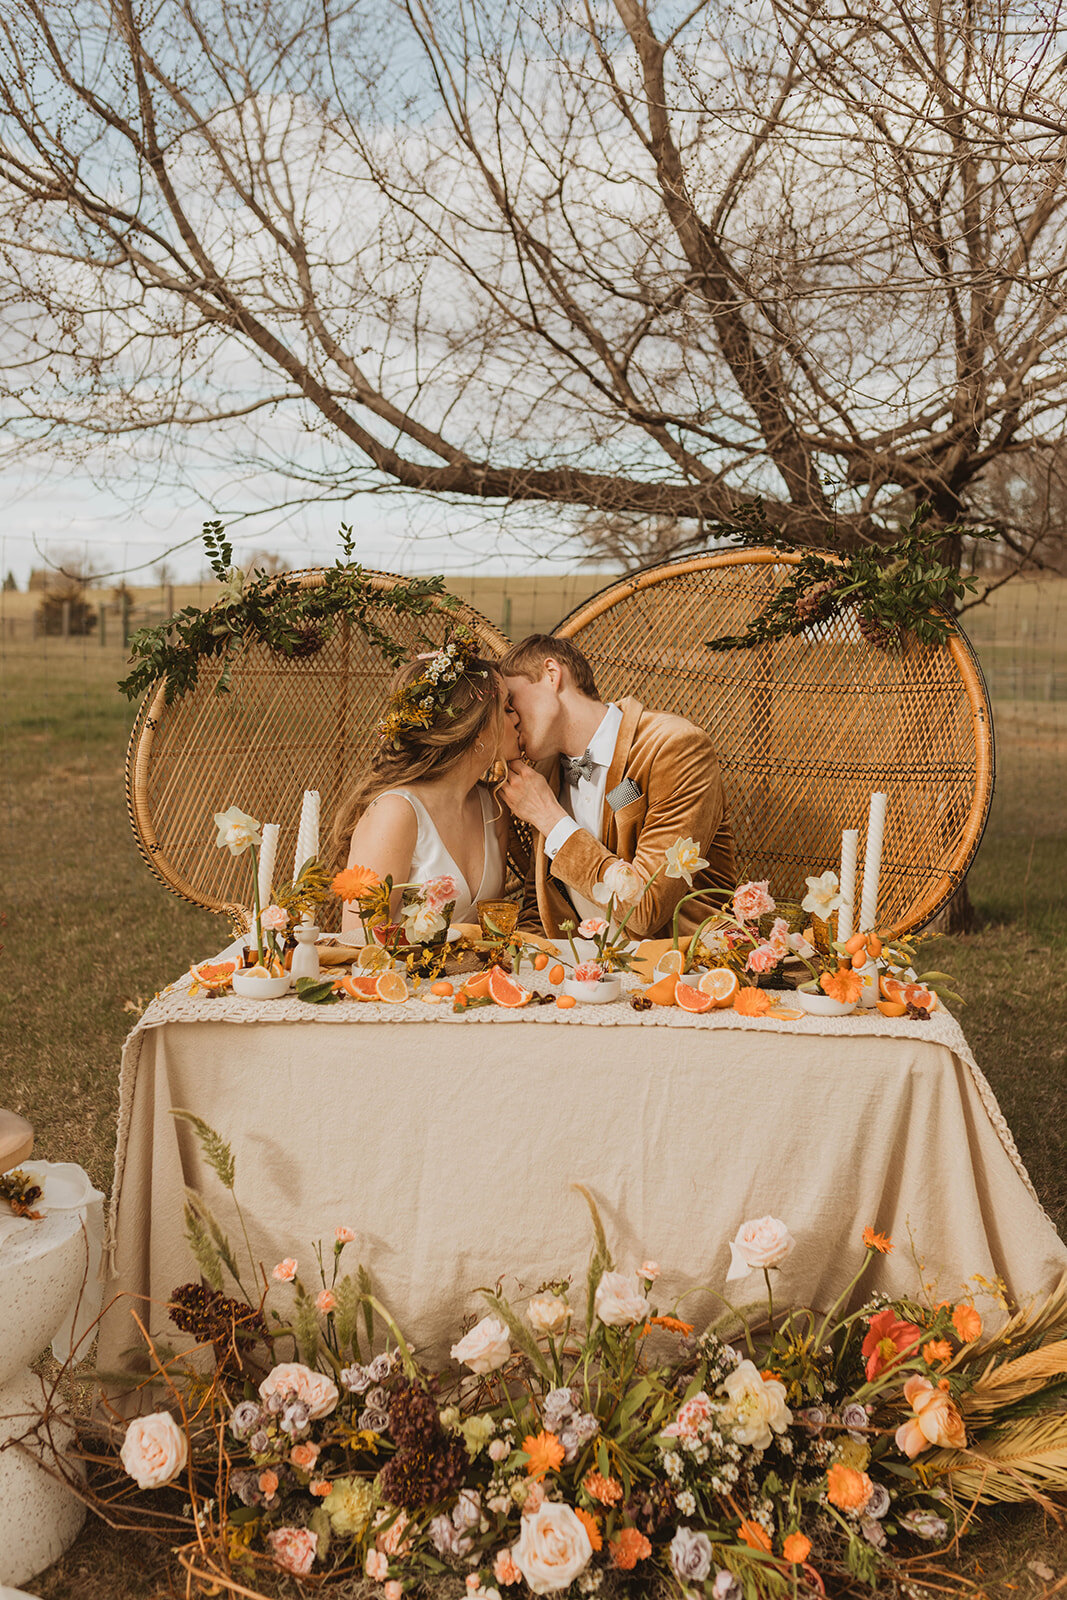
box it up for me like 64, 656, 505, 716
556, 552, 994, 934
125, 571, 509, 928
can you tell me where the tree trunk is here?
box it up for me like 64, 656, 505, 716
928, 878, 978, 936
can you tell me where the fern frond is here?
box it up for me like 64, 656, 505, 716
171, 1109, 236, 1190
961, 1339, 1067, 1419
929, 1409, 1067, 1505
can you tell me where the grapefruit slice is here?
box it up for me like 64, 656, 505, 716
488, 965, 531, 1008
675, 983, 714, 1013
190, 960, 237, 993
375, 970, 410, 1004
341, 973, 380, 1000
879, 974, 907, 1002
697, 967, 739, 1008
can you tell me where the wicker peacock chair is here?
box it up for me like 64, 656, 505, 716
554, 549, 994, 935
125, 570, 509, 931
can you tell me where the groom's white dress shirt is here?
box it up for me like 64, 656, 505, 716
544, 702, 623, 861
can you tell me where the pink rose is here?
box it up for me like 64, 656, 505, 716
422, 874, 458, 912
366, 1551, 389, 1580
732, 880, 775, 923
268, 1527, 317, 1576
745, 942, 779, 974
272, 1258, 297, 1282
260, 904, 289, 931
572, 961, 604, 984
316, 1289, 337, 1314
335, 1225, 356, 1243
259, 1362, 339, 1419
767, 917, 790, 958
577, 917, 608, 938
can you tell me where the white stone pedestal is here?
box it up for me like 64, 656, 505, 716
0, 1208, 91, 1586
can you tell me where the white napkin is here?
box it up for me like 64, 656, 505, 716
0, 1161, 106, 1362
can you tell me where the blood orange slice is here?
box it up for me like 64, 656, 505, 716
697, 967, 739, 1008
341, 973, 380, 1000
902, 983, 936, 1010
488, 965, 531, 1008
675, 983, 713, 1013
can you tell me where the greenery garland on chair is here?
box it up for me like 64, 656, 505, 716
705, 504, 996, 653
119, 523, 459, 704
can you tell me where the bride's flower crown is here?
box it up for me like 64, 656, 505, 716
376, 630, 489, 749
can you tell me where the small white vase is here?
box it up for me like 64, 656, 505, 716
563, 974, 622, 1005
794, 985, 856, 1017
855, 960, 881, 1008
290, 923, 321, 982
232, 970, 291, 999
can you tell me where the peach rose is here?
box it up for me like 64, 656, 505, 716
272, 1258, 298, 1282
268, 1527, 317, 1575
894, 1375, 967, 1458
290, 1442, 320, 1471
451, 1314, 512, 1375
120, 1411, 188, 1489
259, 1362, 339, 1419
826, 1463, 873, 1511
577, 918, 608, 938
512, 1501, 593, 1593
593, 1270, 651, 1327
260, 903, 289, 931
494, 1549, 523, 1585
528, 1294, 570, 1335
732, 880, 775, 922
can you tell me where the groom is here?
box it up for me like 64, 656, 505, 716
500, 635, 735, 941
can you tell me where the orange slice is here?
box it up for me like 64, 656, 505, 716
356, 944, 391, 970
341, 972, 380, 1000
190, 959, 236, 992
879, 974, 906, 1002
488, 965, 531, 1008
375, 970, 410, 1004
675, 983, 714, 1013
644, 972, 679, 1007
903, 983, 936, 1010
654, 949, 685, 976
697, 967, 739, 1008
876, 999, 907, 1017
460, 971, 491, 999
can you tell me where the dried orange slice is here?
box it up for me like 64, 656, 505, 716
766, 1006, 804, 1021
675, 982, 714, 1013
697, 967, 739, 1008
644, 972, 679, 1007
189, 960, 237, 993
375, 970, 410, 1004
654, 949, 686, 976
488, 965, 531, 1008
356, 944, 391, 970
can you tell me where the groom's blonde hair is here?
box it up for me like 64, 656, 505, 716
500, 635, 598, 698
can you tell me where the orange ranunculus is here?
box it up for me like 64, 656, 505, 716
820, 965, 863, 1004
583, 1469, 623, 1506
733, 987, 772, 1017
609, 1528, 652, 1569
783, 1531, 812, 1564
923, 1338, 953, 1365
737, 1519, 772, 1552
860, 1307, 923, 1380
575, 1508, 602, 1553
894, 1374, 967, 1458
862, 1226, 893, 1254
952, 1303, 983, 1343
522, 1430, 565, 1480
331, 864, 383, 902
826, 1463, 873, 1512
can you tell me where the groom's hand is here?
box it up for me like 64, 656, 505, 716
500, 761, 568, 836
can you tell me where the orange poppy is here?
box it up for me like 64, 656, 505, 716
862, 1226, 893, 1254
522, 1430, 564, 1480
820, 965, 863, 1004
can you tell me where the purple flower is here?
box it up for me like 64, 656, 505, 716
841, 1402, 869, 1438
359, 1406, 390, 1433
901, 1509, 949, 1542
231, 1469, 261, 1507
249, 1428, 270, 1455
280, 1400, 310, 1436
670, 1527, 712, 1583
866, 1482, 891, 1519
453, 1489, 481, 1531
229, 1401, 261, 1439
861, 1516, 886, 1549
366, 1385, 390, 1412
797, 1406, 827, 1434
340, 1364, 371, 1394
543, 1387, 579, 1431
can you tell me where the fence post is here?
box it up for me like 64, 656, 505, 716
164, 583, 174, 617
61, 599, 71, 638
121, 593, 131, 648
99, 605, 107, 647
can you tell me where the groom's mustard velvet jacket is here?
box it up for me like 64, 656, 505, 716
519, 696, 736, 941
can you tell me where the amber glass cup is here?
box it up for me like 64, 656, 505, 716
477, 899, 520, 939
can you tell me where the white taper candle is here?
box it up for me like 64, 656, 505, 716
837, 828, 859, 944
294, 789, 320, 881
858, 792, 887, 934
257, 822, 279, 909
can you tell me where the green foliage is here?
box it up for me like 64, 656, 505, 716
293, 1280, 321, 1365
294, 975, 341, 1004
118, 520, 458, 703
705, 501, 997, 652
183, 1187, 241, 1288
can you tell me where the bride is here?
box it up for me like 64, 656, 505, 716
331, 640, 520, 934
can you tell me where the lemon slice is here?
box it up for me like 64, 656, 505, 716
356, 944, 391, 970
654, 949, 685, 976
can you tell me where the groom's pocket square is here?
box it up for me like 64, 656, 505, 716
607, 778, 643, 811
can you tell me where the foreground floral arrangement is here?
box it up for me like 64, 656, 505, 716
96, 1119, 1067, 1600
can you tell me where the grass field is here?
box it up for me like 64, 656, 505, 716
1, 578, 1065, 1596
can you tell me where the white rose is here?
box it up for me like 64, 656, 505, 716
120, 1411, 188, 1489
451, 1315, 512, 1375
718, 1359, 792, 1450
593, 1270, 651, 1328
512, 1501, 593, 1594
726, 1215, 796, 1281
528, 1294, 571, 1335
592, 859, 644, 907
259, 1362, 339, 1419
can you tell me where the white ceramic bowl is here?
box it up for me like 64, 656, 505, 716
793, 985, 856, 1017
231, 971, 292, 1000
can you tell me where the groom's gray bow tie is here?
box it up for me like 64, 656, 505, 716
561, 751, 596, 785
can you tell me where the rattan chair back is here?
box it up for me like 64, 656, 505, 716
125, 570, 509, 929
555, 549, 994, 935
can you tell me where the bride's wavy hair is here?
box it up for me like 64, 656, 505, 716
331, 654, 505, 867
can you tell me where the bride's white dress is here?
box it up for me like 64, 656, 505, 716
382, 785, 505, 923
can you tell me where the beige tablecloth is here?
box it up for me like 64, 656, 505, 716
99, 982, 1067, 1376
